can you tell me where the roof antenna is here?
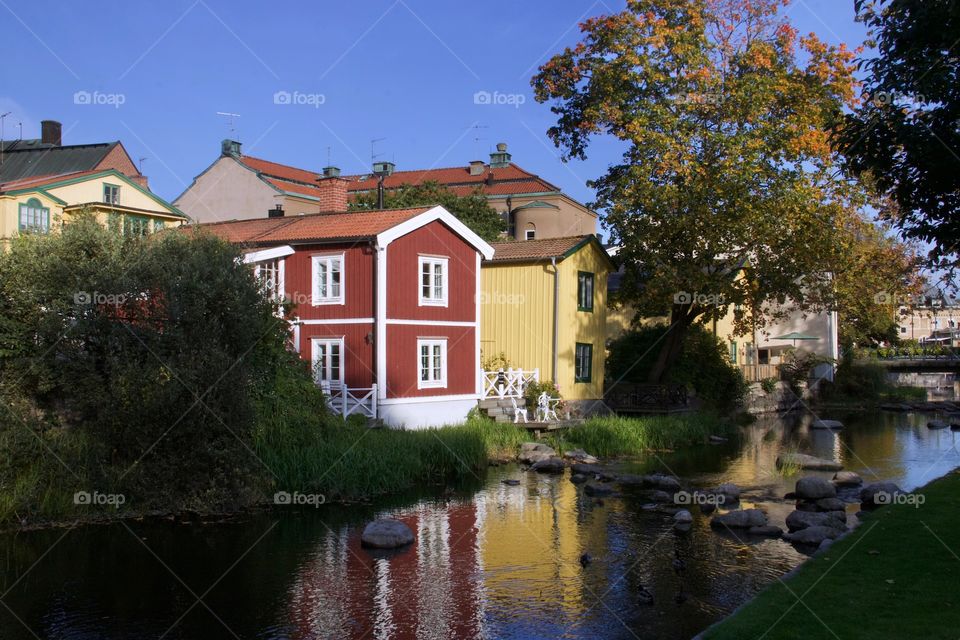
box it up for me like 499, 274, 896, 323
371, 137, 386, 167
0, 112, 11, 166
216, 111, 241, 140
138, 157, 148, 174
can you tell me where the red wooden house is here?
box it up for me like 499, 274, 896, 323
198, 203, 494, 428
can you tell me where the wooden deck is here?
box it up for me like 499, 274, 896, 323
517, 418, 584, 438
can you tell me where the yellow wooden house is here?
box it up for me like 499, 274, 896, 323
481, 235, 614, 408
0, 169, 187, 246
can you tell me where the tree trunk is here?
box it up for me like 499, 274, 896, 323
646, 307, 692, 383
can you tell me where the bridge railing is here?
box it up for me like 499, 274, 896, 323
854, 346, 960, 361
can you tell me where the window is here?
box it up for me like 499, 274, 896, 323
153, 219, 165, 233
575, 343, 593, 383
577, 271, 594, 312
418, 339, 447, 388
418, 256, 448, 306
729, 340, 738, 364
18, 198, 50, 233
254, 259, 283, 302
123, 215, 151, 237
103, 183, 120, 205
311, 254, 344, 305
525, 223, 536, 240
901, 326, 908, 334
311, 338, 344, 384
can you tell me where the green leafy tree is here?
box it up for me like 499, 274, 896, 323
350, 180, 506, 241
837, 0, 960, 275
533, 0, 861, 382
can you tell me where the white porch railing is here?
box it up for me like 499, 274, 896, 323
480, 368, 540, 399
320, 381, 378, 419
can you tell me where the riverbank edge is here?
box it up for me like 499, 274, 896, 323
1, 412, 733, 533
694, 467, 960, 640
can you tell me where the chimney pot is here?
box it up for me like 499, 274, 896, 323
268, 204, 285, 218
322, 166, 341, 178
221, 139, 242, 157
40, 120, 62, 146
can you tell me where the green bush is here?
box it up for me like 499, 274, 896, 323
0, 216, 290, 521
606, 325, 747, 412
557, 413, 730, 457
523, 379, 562, 412
760, 377, 778, 394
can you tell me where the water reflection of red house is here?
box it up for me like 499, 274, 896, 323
287, 501, 482, 639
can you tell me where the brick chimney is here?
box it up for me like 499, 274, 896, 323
317, 166, 348, 212
41, 120, 62, 146
468, 160, 485, 176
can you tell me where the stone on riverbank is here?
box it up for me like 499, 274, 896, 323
783, 525, 845, 545
860, 482, 903, 506
519, 442, 557, 464
748, 525, 783, 537
710, 509, 767, 529
785, 509, 847, 532
570, 473, 588, 485
673, 509, 693, 524
570, 462, 605, 476
563, 448, 599, 464
713, 483, 741, 503
832, 471, 863, 487
927, 420, 949, 430
795, 477, 837, 500
361, 519, 415, 549
776, 453, 843, 471
643, 473, 682, 493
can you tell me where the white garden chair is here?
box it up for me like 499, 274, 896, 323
510, 396, 528, 423
537, 392, 558, 422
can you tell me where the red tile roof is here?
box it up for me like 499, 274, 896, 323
191, 207, 432, 245
239, 154, 560, 200
485, 236, 597, 263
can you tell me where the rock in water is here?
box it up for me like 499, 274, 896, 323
563, 448, 599, 464
812, 419, 844, 430
713, 483, 741, 503
832, 471, 863, 487
361, 519, 415, 549
710, 509, 767, 529
747, 525, 783, 537
795, 477, 837, 500
519, 442, 557, 464
776, 453, 843, 471
584, 483, 615, 497
927, 420, 949, 430
530, 457, 566, 474
673, 509, 693, 524
570, 473, 588, 485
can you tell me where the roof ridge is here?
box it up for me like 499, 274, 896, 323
193, 205, 434, 228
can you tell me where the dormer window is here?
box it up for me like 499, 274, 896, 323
103, 184, 121, 205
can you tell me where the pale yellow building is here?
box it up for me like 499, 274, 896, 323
1, 169, 186, 245
481, 236, 613, 408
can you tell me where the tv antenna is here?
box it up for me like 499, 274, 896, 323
138, 157, 148, 174
0, 112, 10, 166
371, 137, 387, 165
216, 111, 241, 138
471, 123, 489, 144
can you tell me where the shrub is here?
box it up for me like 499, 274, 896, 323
606, 325, 747, 412
760, 377, 778, 394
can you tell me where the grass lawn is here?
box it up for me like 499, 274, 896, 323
702, 469, 960, 640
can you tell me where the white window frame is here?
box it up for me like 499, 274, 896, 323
418, 255, 449, 307
311, 337, 345, 385
253, 258, 285, 303
417, 338, 447, 389
525, 228, 536, 240
311, 253, 345, 306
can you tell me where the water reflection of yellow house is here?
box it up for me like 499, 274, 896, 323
477, 475, 613, 616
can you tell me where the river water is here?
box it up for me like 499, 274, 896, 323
2, 410, 958, 640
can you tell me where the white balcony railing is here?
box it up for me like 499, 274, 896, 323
320, 381, 378, 419
481, 368, 539, 399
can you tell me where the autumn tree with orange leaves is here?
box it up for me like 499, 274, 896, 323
533, 0, 869, 383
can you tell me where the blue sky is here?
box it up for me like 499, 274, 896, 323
1, 0, 866, 213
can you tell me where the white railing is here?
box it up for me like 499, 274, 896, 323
480, 368, 539, 399
320, 381, 378, 419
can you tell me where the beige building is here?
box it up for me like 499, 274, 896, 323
897, 292, 960, 343
174, 140, 598, 240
